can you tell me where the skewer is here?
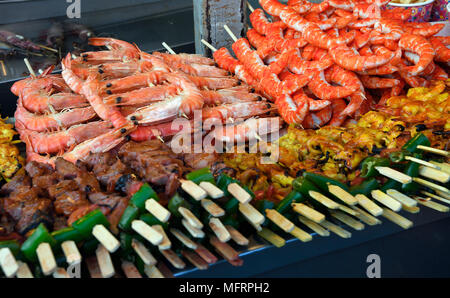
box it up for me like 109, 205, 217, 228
16, 261, 33, 278
265, 209, 295, 233
385, 189, 417, 208
131, 220, 164, 245
52, 268, 70, 278
199, 181, 224, 199
180, 179, 207, 201
92, 225, 120, 253
85, 256, 102, 278
209, 218, 231, 242
23, 58, 36, 77
436, 190, 450, 200
179, 206, 204, 229
413, 177, 450, 194
145, 199, 171, 223
36, 242, 57, 276
182, 219, 205, 238
418, 166, 450, 183
228, 183, 252, 204
201, 199, 225, 217
181, 250, 209, 270
36, 44, 58, 53
247, 2, 255, 12
308, 191, 340, 209
404, 156, 440, 169
225, 225, 250, 246
61, 240, 82, 265
161, 42, 176, 55
132, 239, 157, 266
430, 161, 450, 174
170, 228, 198, 249
375, 166, 412, 184
416, 145, 449, 157
121, 261, 142, 278
0, 60, 7, 76
380, 208, 413, 229
223, 24, 238, 42
421, 191, 450, 205
319, 220, 352, 239
402, 204, 420, 214
327, 184, 358, 206
0, 248, 19, 278
413, 197, 450, 212
152, 225, 172, 250
159, 249, 186, 269
371, 190, 402, 212
95, 244, 115, 278
351, 206, 382, 226
200, 39, 218, 52
239, 202, 265, 226
291, 203, 325, 223
257, 227, 286, 248
194, 242, 219, 264
329, 210, 365, 231
290, 226, 313, 242
209, 236, 241, 262
144, 264, 165, 278
298, 215, 330, 237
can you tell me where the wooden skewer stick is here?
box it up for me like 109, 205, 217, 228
182, 219, 205, 238
436, 190, 450, 200
247, 2, 255, 12
329, 210, 365, 231
199, 181, 224, 199
413, 177, 450, 194
351, 206, 382, 226
92, 224, 120, 253
161, 42, 176, 55
328, 184, 358, 205
421, 191, 450, 205
159, 249, 186, 269
228, 183, 252, 204
181, 250, 209, 270
265, 209, 295, 233
224, 24, 239, 42
145, 199, 171, 223
201, 199, 225, 217
16, 261, 33, 278
0, 60, 7, 76
53, 268, 70, 278
416, 145, 449, 157
170, 228, 198, 250
209, 218, 231, 242
152, 225, 172, 250
36, 242, 57, 276
181, 180, 207, 201
96, 244, 115, 278
319, 220, 352, 239
194, 242, 219, 264
23, 58, 36, 77
179, 206, 204, 229
414, 197, 450, 213
308, 191, 340, 209
402, 204, 420, 214
337, 204, 359, 216
386, 189, 417, 208
381, 208, 413, 229
121, 261, 142, 278
0, 248, 19, 278
200, 39, 218, 52
290, 226, 313, 242
131, 220, 163, 245
239, 202, 265, 225
375, 166, 412, 184
418, 166, 450, 183
61, 240, 82, 266
132, 239, 157, 266
404, 156, 440, 169
355, 194, 384, 216
371, 190, 402, 212
37, 44, 58, 53
291, 203, 325, 223
144, 264, 165, 278
298, 215, 330, 237
430, 161, 450, 175
209, 236, 240, 261
225, 225, 250, 246
85, 256, 102, 278
257, 227, 286, 248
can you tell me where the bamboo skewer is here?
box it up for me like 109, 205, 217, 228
0, 60, 7, 76
265, 209, 295, 233
145, 199, 171, 223
247, 2, 255, 12
61, 240, 82, 266
37, 44, 58, 53
16, 261, 33, 278
159, 249, 186, 269
371, 190, 402, 212
308, 191, 340, 209
23, 58, 36, 77
375, 166, 412, 184
161, 42, 176, 55
436, 190, 450, 200
381, 208, 413, 229
199, 181, 224, 199
351, 206, 382, 226
223, 25, 238, 42
257, 227, 286, 248
181, 250, 209, 270
132, 239, 157, 266
402, 204, 420, 214
121, 261, 142, 278
0, 248, 19, 278
36, 243, 57, 276
209, 218, 231, 242
298, 216, 330, 237
144, 264, 165, 278
131, 220, 164, 246
200, 39, 218, 52
201, 199, 225, 217
405, 156, 440, 169
430, 161, 450, 174
290, 226, 313, 242
95, 244, 115, 278
179, 207, 204, 229
225, 225, 250, 246
328, 184, 358, 205
413, 177, 450, 194
329, 210, 365, 231
416, 145, 449, 157
170, 228, 197, 250
182, 219, 205, 238
421, 191, 450, 205
418, 166, 450, 183
92, 225, 120, 253
152, 225, 172, 250
414, 197, 450, 213
386, 189, 417, 208
239, 202, 265, 226
292, 203, 325, 223
180, 180, 207, 201
319, 220, 352, 239
228, 183, 252, 204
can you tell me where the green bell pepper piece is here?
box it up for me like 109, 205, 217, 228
0, 240, 21, 257
380, 179, 402, 192
118, 204, 140, 232
119, 233, 133, 253
72, 209, 109, 237
402, 153, 422, 193
402, 133, 430, 154
167, 193, 191, 218
303, 172, 349, 192
81, 238, 99, 255
186, 167, 215, 185
139, 213, 168, 230
216, 174, 254, 198
256, 199, 275, 227
130, 183, 159, 210
51, 227, 84, 245
349, 178, 380, 196
360, 157, 390, 178
292, 176, 321, 196
21, 223, 56, 262
276, 191, 305, 214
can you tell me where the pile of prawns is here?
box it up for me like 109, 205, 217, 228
212, 0, 449, 128
10, 38, 281, 166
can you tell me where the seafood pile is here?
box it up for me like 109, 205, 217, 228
11, 38, 280, 165
211, 0, 449, 128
